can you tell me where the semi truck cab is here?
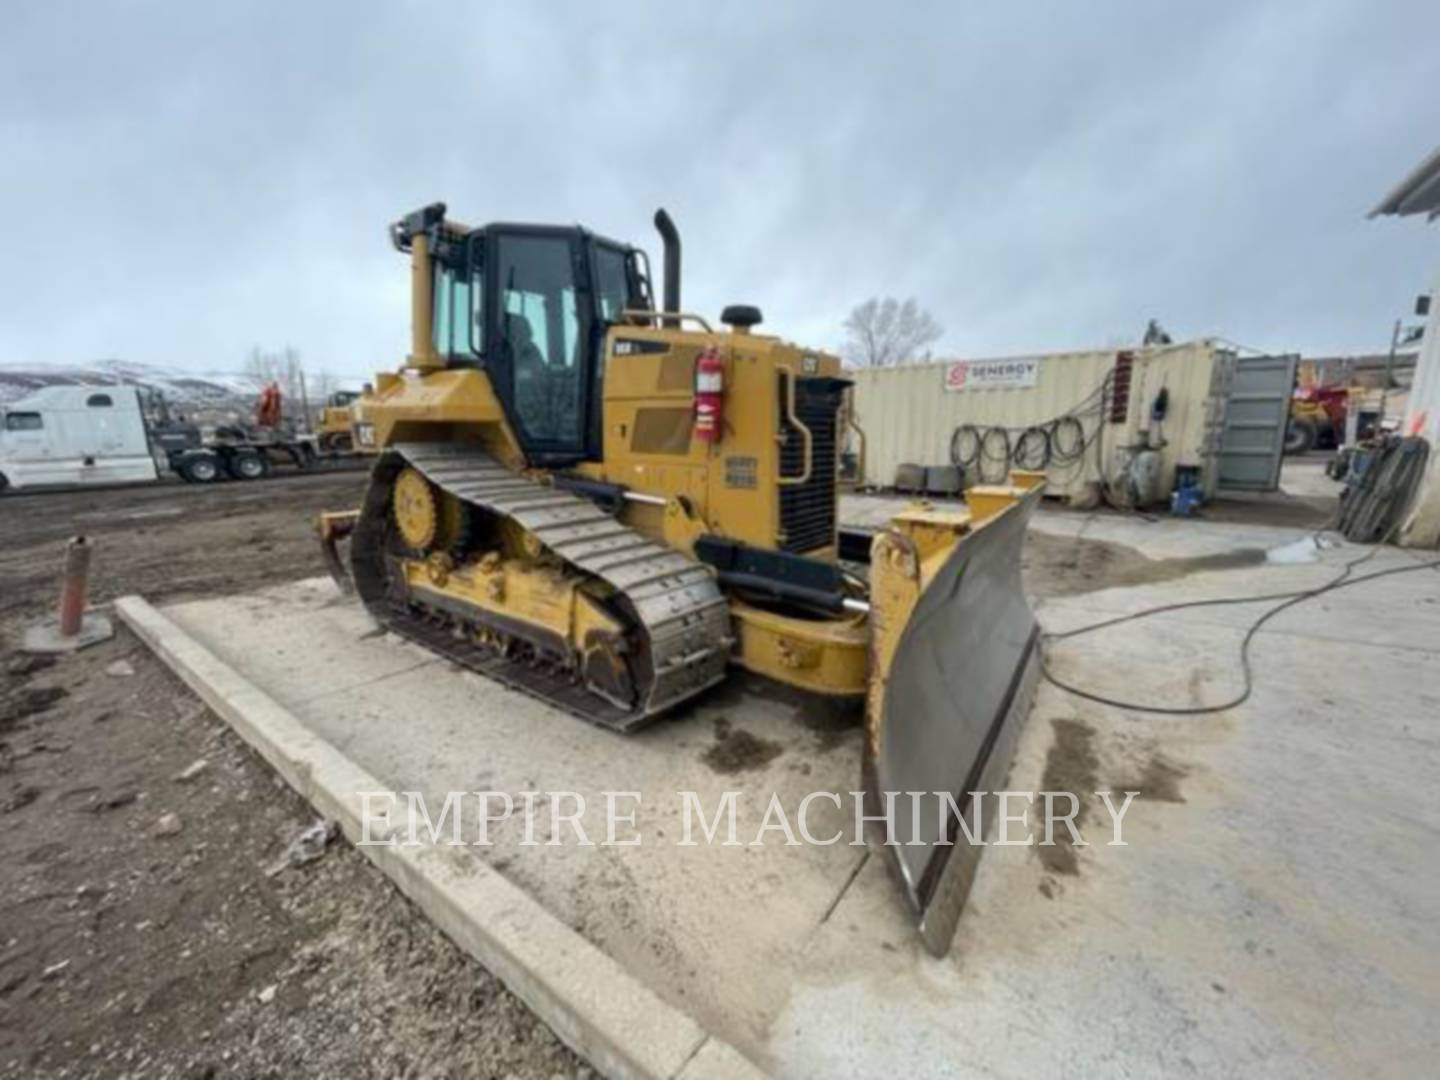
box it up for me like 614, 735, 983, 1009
0, 386, 160, 493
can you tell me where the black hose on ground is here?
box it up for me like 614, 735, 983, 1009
1042, 531, 1440, 715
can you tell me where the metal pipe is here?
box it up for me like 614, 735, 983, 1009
409, 233, 439, 369
841, 597, 871, 614
1379, 317, 1401, 430
621, 490, 668, 507
844, 386, 868, 483
58, 536, 91, 638
776, 366, 814, 487
653, 209, 681, 328
713, 570, 846, 613
619, 309, 713, 333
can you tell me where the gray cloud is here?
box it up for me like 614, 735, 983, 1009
2, 0, 1437, 381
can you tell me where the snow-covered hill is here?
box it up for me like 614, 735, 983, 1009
0, 360, 363, 413
0, 359, 267, 409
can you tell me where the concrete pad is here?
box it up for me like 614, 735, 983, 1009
121, 512, 1440, 1078
116, 595, 761, 1080
1280, 458, 1345, 500
22, 611, 114, 653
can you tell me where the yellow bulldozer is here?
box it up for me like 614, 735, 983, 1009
315, 389, 367, 453
320, 203, 1043, 954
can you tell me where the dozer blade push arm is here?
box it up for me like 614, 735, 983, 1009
864, 483, 1043, 956
316, 510, 359, 593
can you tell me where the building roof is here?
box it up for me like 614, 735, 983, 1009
1370, 144, 1440, 220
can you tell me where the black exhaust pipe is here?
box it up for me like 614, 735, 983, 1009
654, 208, 680, 327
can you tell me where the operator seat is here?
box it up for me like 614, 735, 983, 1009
506, 313, 556, 436
506, 314, 546, 371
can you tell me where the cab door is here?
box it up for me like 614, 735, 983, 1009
484, 228, 594, 464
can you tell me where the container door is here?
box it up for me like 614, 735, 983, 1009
1216, 353, 1298, 491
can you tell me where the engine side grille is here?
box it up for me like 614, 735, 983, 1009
778, 376, 846, 553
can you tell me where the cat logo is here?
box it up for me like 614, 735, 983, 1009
613, 339, 670, 357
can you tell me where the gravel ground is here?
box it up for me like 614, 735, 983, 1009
0, 473, 585, 1078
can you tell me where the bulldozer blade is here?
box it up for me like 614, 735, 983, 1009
316, 510, 359, 593
864, 485, 1042, 957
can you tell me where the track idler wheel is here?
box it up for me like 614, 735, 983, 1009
392, 467, 439, 551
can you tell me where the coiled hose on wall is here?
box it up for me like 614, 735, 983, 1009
949, 370, 1114, 484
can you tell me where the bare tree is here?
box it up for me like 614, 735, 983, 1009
244, 345, 305, 399
842, 297, 943, 368
309, 369, 338, 402
244, 345, 315, 429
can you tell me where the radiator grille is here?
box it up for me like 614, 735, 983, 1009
779, 377, 846, 553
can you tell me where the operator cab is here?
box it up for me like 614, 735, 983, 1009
395, 204, 656, 465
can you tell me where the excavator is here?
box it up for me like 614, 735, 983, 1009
319, 203, 1044, 954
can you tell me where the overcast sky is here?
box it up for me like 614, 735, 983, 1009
2, 1, 1437, 381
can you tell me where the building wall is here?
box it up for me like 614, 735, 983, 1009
1401, 275, 1440, 546
849, 340, 1225, 500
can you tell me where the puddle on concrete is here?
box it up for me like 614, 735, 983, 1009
701, 717, 784, 774
1024, 534, 1267, 598
1111, 755, 1189, 803
1036, 720, 1191, 881
1036, 718, 1099, 875
792, 696, 862, 751
1265, 536, 1332, 564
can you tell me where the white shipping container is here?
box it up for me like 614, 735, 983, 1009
848, 340, 1235, 502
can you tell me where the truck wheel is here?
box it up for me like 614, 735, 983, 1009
180, 453, 221, 483
1284, 417, 1317, 455
228, 451, 269, 481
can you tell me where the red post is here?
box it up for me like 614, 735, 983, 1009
58, 536, 91, 638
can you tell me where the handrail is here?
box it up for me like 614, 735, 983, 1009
618, 309, 714, 333
843, 387, 867, 483
776, 366, 814, 487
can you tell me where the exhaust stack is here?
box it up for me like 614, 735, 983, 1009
654, 208, 681, 327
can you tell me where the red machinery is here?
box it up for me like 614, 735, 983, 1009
1286, 384, 1352, 454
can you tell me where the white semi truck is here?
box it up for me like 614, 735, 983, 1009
0, 386, 158, 491
0, 385, 323, 494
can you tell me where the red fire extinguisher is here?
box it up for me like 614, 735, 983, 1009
694, 346, 724, 443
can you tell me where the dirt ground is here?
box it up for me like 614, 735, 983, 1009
0, 473, 1288, 1077
0, 474, 585, 1078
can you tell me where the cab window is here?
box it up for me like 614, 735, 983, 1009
4, 412, 43, 431
494, 234, 588, 449
593, 245, 632, 324
433, 252, 483, 360
86, 393, 113, 407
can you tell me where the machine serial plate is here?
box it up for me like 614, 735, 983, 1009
724, 456, 758, 489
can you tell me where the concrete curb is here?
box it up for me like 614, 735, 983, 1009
116, 595, 766, 1080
